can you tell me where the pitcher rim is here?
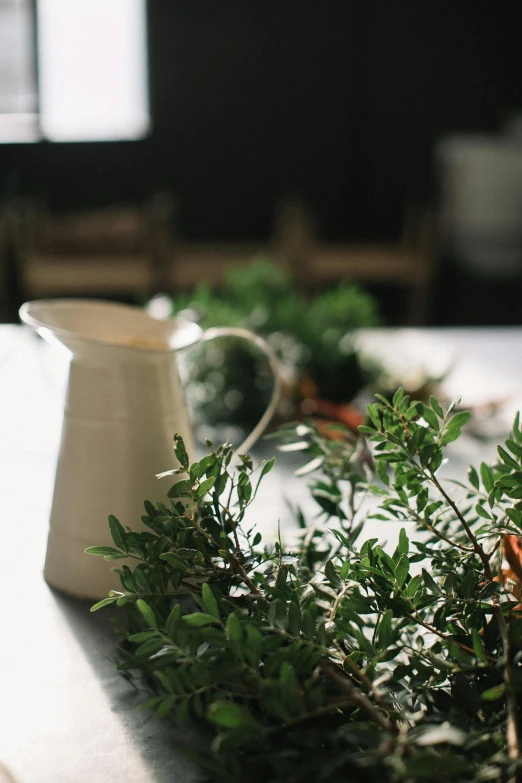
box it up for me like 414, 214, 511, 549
19, 298, 203, 354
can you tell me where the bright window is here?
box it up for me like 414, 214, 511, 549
0, 0, 150, 143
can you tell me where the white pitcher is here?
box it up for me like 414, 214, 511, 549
20, 299, 281, 599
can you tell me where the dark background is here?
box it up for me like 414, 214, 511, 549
1, 1, 521, 241
1, 1, 522, 325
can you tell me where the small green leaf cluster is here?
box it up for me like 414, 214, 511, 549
88, 394, 522, 783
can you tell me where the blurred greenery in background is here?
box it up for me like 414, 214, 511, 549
154, 258, 380, 436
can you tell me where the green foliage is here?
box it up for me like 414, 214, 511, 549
88, 394, 522, 782
165, 257, 379, 428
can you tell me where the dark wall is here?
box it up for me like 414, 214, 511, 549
1, 1, 521, 241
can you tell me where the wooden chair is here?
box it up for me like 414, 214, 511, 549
11, 195, 175, 302
9, 193, 436, 325
272, 196, 437, 325
162, 195, 437, 324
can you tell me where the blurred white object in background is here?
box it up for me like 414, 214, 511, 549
437, 133, 522, 276
146, 293, 174, 321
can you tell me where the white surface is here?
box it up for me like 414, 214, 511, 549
0, 327, 200, 781
357, 326, 522, 423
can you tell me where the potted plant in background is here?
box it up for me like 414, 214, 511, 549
149, 257, 381, 442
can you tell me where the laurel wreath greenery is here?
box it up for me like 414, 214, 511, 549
87, 390, 522, 783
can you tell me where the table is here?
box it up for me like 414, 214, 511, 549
1, 326, 522, 782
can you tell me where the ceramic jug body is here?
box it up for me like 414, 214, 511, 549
20, 300, 202, 598
20, 300, 281, 600
45, 341, 196, 598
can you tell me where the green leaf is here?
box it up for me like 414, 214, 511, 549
358, 424, 376, 435
237, 475, 253, 505
482, 684, 505, 701
507, 438, 522, 459
498, 445, 519, 470
198, 454, 216, 476
167, 479, 191, 499
325, 559, 342, 588
260, 456, 275, 478
398, 527, 409, 556
288, 602, 301, 635
446, 410, 472, 431
201, 582, 220, 619
108, 515, 126, 550
429, 395, 444, 418
189, 462, 201, 483
128, 631, 158, 643
133, 568, 151, 594
155, 695, 176, 719
196, 476, 216, 499
275, 564, 289, 589
280, 661, 302, 712
378, 609, 393, 648
183, 612, 219, 627
475, 503, 492, 520
405, 574, 423, 597
136, 638, 164, 657
420, 404, 439, 430
472, 629, 487, 662
392, 387, 404, 407
160, 552, 187, 570
173, 433, 189, 470
213, 472, 228, 498
253, 456, 276, 497
139, 696, 163, 711
166, 603, 181, 638
480, 463, 494, 493
226, 612, 243, 642
367, 403, 381, 429
506, 508, 522, 530
422, 568, 441, 595
208, 701, 255, 728
440, 428, 461, 445
244, 624, 262, 666
154, 670, 174, 694
136, 599, 158, 629
459, 570, 475, 599
394, 554, 409, 587
90, 597, 117, 612
268, 598, 287, 630
407, 426, 427, 457
85, 545, 124, 557
468, 466, 480, 490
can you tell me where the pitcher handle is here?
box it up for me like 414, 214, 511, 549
201, 326, 282, 454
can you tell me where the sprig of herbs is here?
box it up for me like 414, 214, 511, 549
88, 393, 522, 783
